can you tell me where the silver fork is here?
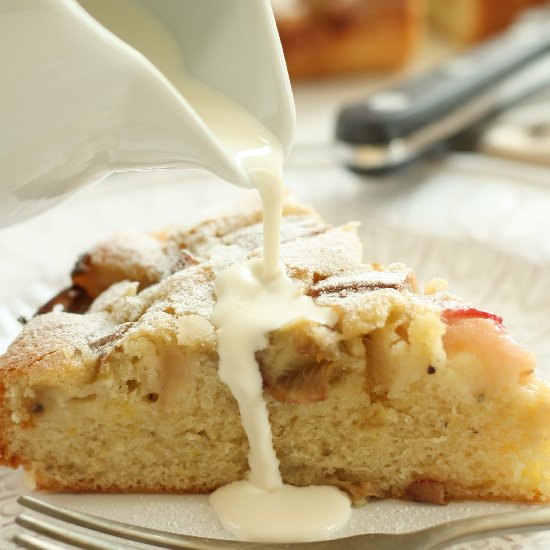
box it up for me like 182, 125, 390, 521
12, 495, 550, 550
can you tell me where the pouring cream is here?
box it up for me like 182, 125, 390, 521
187, 69, 351, 543
200, 95, 351, 540
192, 85, 352, 543
71, 0, 353, 541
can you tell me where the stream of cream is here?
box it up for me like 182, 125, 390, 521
80, 0, 351, 541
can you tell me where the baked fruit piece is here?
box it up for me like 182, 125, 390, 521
1, 197, 549, 504
273, 0, 425, 79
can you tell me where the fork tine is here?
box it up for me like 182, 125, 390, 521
12, 532, 65, 550
17, 496, 264, 550
15, 513, 134, 550
13, 532, 66, 550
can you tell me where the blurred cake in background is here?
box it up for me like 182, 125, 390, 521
429, 0, 547, 44
272, 0, 425, 79
273, 0, 547, 79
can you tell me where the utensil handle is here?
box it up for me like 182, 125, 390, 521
418, 507, 550, 550
336, 8, 550, 172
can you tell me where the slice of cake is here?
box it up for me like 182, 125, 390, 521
273, 0, 425, 79
1, 197, 549, 504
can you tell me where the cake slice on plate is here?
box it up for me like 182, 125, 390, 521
1, 197, 549, 504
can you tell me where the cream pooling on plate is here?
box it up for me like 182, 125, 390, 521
81, 0, 351, 541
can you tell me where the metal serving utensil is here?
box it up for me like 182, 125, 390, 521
12, 495, 550, 550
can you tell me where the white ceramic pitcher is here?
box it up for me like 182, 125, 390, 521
0, 0, 294, 227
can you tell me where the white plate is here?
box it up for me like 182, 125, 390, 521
1, 153, 550, 549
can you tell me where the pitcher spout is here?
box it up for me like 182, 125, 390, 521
0, 0, 294, 226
